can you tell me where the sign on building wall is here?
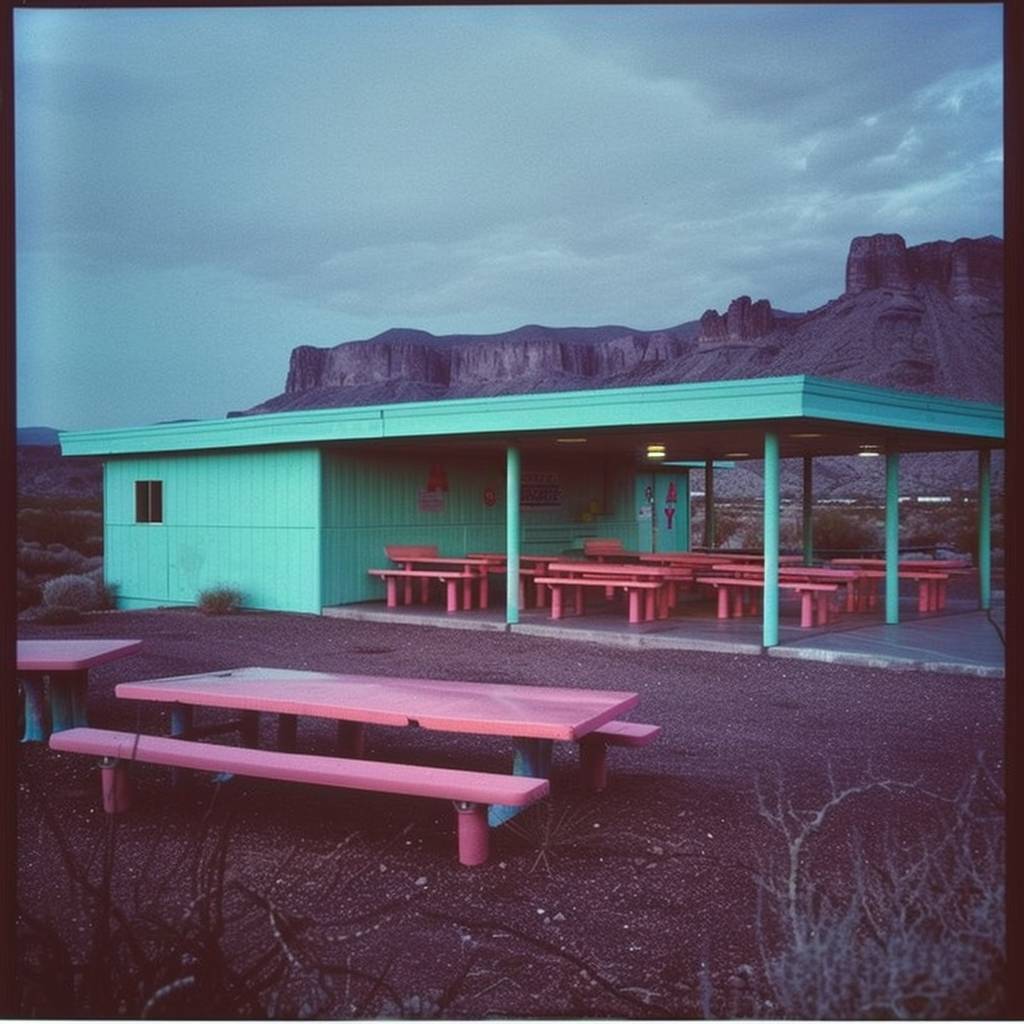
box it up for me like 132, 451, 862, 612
521, 471, 562, 508
418, 490, 446, 512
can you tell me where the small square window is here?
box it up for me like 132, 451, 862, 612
135, 480, 163, 523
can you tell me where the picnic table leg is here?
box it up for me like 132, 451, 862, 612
19, 674, 48, 742
69, 669, 90, 727
99, 756, 132, 814
731, 589, 744, 618
579, 735, 608, 792
385, 577, 399, 608
644, 588, 656, 621
716, 587, 729, 619
49, 673, 77, 734
170, 705, 194, 787
489, 737, 553, 827
336, 721, 366, 758
535, 580, 546, 607
445, 579, 459, 613
937, 579, 947, 610
815, 592, 830, 626
454, 802, 490, 865
549, 585, 563, 620
800, 592, 814, 628
628, 589, 642, 624
478, 572, 489, 610
462, 575, 474, 611
420, 578, 429, 604
277, 713, 298, 752
574, 584, 585, 617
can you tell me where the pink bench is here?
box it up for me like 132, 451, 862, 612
534, 576, 665, 624
49, 727, 549, 866
580, 721, 662, 792
368, 568, 477, 613
697, 576, 839, 627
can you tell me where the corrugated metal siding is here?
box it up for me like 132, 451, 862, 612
104, 448, 321, 612
320, 450, 639, 606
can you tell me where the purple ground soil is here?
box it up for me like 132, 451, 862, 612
16, 608, 1005, 1018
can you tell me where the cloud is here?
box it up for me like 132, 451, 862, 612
14, 5, 1003, 427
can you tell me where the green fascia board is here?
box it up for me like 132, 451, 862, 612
377, 375, 808, 437
60, 407, 385, 456
798, 377, 1004, 441
59, 375, 1004, 456
664, 460, 736, 469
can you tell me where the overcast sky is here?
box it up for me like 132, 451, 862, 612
15, 4, 1003, 431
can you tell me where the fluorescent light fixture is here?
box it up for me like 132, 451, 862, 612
857, 451, 881, 458
556, 437, 587, 444
789, 432, 824, 438
724, 452, 750, 458
858, 443, 881, 450
645, 443, 666, 451
646, 450, 666, 459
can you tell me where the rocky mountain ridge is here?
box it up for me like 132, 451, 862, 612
239, 233, 1002, 419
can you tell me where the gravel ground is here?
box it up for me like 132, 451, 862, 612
16, 609, 1005, 1018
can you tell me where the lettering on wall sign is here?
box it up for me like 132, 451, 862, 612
521, 471, 562, 508
418, 490, 445, 512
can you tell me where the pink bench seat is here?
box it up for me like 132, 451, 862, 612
697, 576, 839, 627
368, 568, 477, 612
50, 727, 549, 866
580, 720, 662, 792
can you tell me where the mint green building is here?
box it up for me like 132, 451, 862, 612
60, 375, 1004, 647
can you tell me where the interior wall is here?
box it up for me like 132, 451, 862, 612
320, 448, 638, 606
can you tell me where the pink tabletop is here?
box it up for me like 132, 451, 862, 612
116, 666, 638, 741
17, 639, 143, 672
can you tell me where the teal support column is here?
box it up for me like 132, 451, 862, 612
978, 449, 991, 610
506, 446, 521, 625
802, 456, 814, 567
885, 452, 900, 624
763, 431, 780, 648
704, 459, 715, 549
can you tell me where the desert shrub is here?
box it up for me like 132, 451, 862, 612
85, 568, 118, 610
41, 574, 103, 612
739, 761, 1005, 1019
17, 541, 85, 576
17, 572, 42, 613
198, 586, 244, 615
17, 506, 101, 548
809, 509, 880, 554
22, 605, 84, 625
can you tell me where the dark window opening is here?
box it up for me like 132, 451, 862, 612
135, 480, 163, 523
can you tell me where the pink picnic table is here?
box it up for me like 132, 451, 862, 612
466, 553, 560, 608
115, 666, 640, 826
17, 639, 143, 741
387, 554, 495, 610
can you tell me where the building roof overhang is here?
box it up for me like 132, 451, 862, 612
59, 375, 1005, 463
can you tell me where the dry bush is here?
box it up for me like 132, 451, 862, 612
740, 760, 1005, 1019
197, 586, 245, 615
42, 573, 105, 611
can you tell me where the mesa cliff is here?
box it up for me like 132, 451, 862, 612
238, 232, 1002, 419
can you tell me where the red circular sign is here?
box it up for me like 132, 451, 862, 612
483, 486, 497, 507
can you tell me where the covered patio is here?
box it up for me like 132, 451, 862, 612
61, 374, 1003, 667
